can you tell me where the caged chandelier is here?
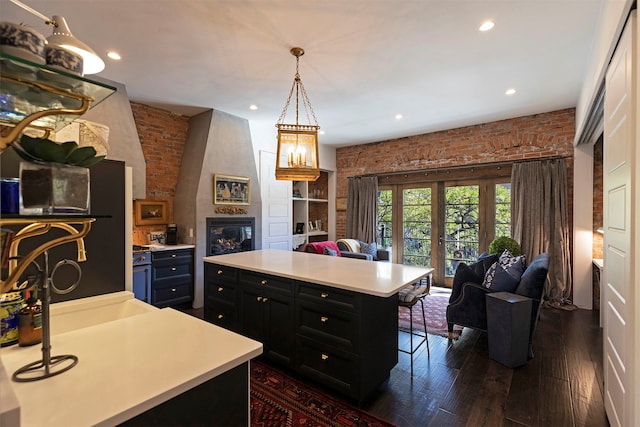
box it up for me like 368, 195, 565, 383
275, 47, 320, 181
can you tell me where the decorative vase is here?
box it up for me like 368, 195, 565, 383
19, 161, 90, 215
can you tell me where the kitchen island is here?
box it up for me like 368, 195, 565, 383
0, 292, 262, 426
203, 249, 432, 402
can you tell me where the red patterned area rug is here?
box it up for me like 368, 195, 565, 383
398, 288, 460, 337
250, 360, 396, 427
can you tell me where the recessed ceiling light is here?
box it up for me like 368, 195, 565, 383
479, 21, 495, 32
106, 51, 121, 60
395, 114, 403, 120
249, 104, 258, 110
505, 88, 516, 95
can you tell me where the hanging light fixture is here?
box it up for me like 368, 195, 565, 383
275, 47, 320, 181
8, 0, 105, 74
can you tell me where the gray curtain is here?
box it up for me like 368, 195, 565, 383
346, 176, 378, 242
511, 159, 573, 306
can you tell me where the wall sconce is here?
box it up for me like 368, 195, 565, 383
275, 47, 320, 181
9, 0, 105, 74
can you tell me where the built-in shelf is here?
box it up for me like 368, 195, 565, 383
0, 53, 117, 149
291, 171, 330, 248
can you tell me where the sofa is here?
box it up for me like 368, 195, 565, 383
302, 240, 390, 261
446, 251, 550, 359
336, 239, 390, 261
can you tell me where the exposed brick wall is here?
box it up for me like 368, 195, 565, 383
130, 102, 189, 244
593, 137, 603, 258
335, 109, 576, 238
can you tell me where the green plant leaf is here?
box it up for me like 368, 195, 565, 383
60, 141, 80, 158
65, 146, 97, 165
9, 141, 40, 162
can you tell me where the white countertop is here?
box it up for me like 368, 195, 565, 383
593, 258, 604, 269
203, 249, 433, 298
0, 293, 262, 427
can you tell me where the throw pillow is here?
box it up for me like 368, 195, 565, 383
323, 247, 338, 256
450, 262, 483, 303
483, 250, 526, 292
358, 241, 378, 260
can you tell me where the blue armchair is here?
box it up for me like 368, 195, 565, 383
446, 252, 550, 359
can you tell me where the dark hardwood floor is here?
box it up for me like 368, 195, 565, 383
181, 302, 608, 427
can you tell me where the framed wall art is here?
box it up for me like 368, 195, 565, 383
214, 174, 250, 205
134, 200, 168, 225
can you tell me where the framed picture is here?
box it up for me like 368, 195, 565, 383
295, 222, 305, 234
214, 174, 250, 205
134, 200, 168, 225
336, 197, 347, 211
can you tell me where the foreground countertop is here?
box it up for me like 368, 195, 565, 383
0, 295, 262, 427
203, 249, 433, 298
144, 243, 195, 252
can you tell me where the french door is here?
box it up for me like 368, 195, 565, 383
377, 178, 510, 286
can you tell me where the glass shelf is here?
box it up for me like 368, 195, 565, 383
0, 53, 117, 146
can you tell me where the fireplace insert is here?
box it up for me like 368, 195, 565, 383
206, 217, 255, 256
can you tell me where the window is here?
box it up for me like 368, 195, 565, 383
377, 189, 393, 248
495, 182, 511, 237
403, 187, 432, 267
375, 164, 512, 286
444, 185, 479, 276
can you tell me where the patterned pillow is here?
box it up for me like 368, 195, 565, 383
483, 250, 526, 292
323, 247, 338, 256
358, 241, 378, 260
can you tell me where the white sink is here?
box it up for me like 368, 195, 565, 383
49, 291, 157, 335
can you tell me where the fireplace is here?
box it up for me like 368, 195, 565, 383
206, 217, 255, 256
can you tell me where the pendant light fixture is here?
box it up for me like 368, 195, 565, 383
275, 47, 320, 181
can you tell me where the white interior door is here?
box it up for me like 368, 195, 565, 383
603, 11, 637, 427
260, 150, 292, 250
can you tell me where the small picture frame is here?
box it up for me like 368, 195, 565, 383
214, 174, 250, 205
308, 221, 315, 231
336, 197, 347, 211
134, 200, 168, 225
295, 222, 305, 234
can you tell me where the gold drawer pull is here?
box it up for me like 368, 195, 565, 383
321, 354, 329, 361
320, 316, 328, 323
217, 269, 223, 275
263, 297, 268, 303
171, 254, 177, 258
217, 287, 224, 292
257, 296, 262, 302
260, 280, 268, 285
320, 292, 328, 298
217, 314, 224, 319
171, 288, 176, 292
171, 267, 177, 271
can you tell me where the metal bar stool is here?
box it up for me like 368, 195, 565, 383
398, 274, 431, 376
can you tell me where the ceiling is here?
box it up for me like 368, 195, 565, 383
2, 0, 604, 148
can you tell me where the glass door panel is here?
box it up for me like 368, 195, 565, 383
402, 187, 432, 267
444, 185, 479, 277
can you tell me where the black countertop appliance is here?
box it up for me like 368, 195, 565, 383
166, 223, 178, 245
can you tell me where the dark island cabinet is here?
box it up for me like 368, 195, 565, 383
239, 271, 295, 366
203, 262, 398, 402
151, 248, 194, 307
204, 263, 240, 331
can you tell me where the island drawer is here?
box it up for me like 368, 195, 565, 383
205, 300, 237, 331
296, 301, 357, 351
296, 282, 358, 311
296, 335, 357, 398
239, 271, 293, 294
206, 263, 238, 287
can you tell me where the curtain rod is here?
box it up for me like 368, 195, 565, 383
354, 155, 571, 179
